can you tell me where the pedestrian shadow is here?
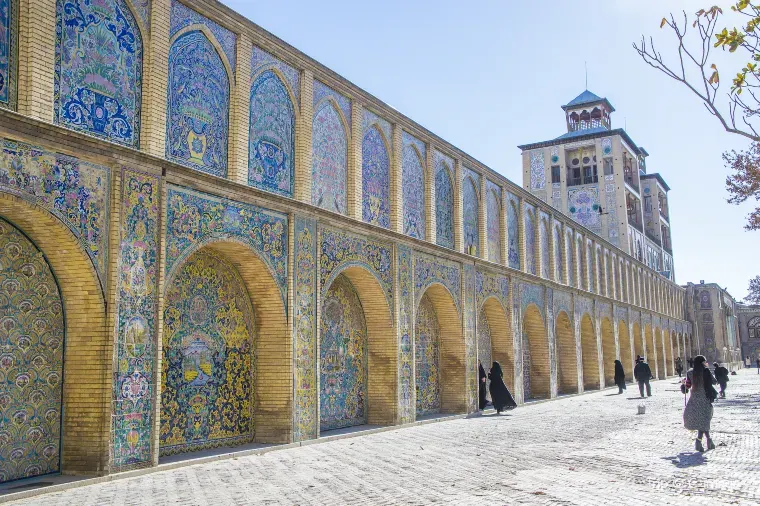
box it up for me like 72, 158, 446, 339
604, 393, 623, 396
662, 452, 707, 468
626, 397, 646, 400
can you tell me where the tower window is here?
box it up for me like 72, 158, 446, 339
603, 158, 613, 176
551, 165, 561, 183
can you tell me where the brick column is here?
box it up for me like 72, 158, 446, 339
426, 145, 436, 244
17, 0, 56, 122
295, 70, 314, 204
348, 102, 363, 220
390, 124, 403, 234
140, 0, 171, 158
229, 35, 252, 185
454, 160, 463, 253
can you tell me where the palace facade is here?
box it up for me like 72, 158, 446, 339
0, 0, 692, 484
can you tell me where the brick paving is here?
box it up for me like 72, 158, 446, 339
8, 369, 760, 505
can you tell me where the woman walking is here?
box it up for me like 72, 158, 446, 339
488, 361, 517, 413
614, 359, 626, 394
478, 360, 488, 410
684, 355, 718, 452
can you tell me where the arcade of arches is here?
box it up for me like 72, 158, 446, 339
0, 0, 691, 484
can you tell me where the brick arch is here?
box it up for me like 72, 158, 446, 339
644, 324, 656, 377
580, 313, 599, 391
618, 320, 634, 381
522, 304, 550, 400
600, 317, 615, 387
0, 194, 110, 475
554, 310, 578, 395
170, 25, 234, 83
480, 296, 514, 391
418, 283, 465, 414
161, 239, 291, 445
654, 327, 667, 379
633, 322, 644, 363
332, 265, 397, 425
251, 67, 301, 116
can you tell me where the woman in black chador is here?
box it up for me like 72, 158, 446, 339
614, 359, 626, 394
488, 361, 517, 413
478, 360, 488, 410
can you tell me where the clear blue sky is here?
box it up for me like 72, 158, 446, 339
223, 0, 759, 300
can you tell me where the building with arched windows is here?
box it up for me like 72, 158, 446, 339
0, 0, 693, 485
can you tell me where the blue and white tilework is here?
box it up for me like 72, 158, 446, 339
362, 110, 391, 228
170, 0, 236, 71
251, 46, 300, 106
402, 132, 425, 240
507, 193, 520, 270
530, 150, 545, 190
1, 0, 18, 110
434, 151, 454, 249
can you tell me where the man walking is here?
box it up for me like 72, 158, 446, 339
675, 357, 683, 377
634, 355, 653, 398
713, 362, 729, 399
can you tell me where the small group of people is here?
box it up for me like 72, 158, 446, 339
743, 355, 760, 372
478, 360, 517, 413
610, 355, 654, 397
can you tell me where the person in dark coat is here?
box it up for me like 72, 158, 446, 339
488, 361, 517, 413
688, 357, 694, 369
478, 360, 488, 410
675, 357, 683, 377
684, 355, 718, 452
713, 362, 729, 398
614, 360, 626, 394
633, 355, 653, 398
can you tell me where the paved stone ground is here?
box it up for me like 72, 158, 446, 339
9, 369, 760, 505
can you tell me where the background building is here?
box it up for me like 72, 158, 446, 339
684, 282, 742, 367
737, 303, 760, 363
519, 91, 675, 281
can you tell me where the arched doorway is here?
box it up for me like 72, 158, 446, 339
0, 218, 64, 483
580, 314, 599, 391
555, 311, 578, 395
160, 240, 291, 455
479, 297, 514, 393
0, 194, 110, 480
645, 324, 656, 377
601, 318, 616, 387
522, 305, 550, 400
619, 320, 633, 382
659, 328, 670, 378
633, 322, 644, 363
417, 284, 465, 415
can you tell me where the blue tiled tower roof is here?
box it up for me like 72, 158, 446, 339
561, 90, 615, 112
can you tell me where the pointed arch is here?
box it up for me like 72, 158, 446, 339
55, 0, 144, 147
522, 304, 550, 400
435, 160, 455, 249
486, 188, 501, 263
248, 69, 296, 197
524, 209, 536, 275
507, 200, 520, 269
463, 176, 480, 256
566, 230, 575, 287
555, 311, 578, 395
601, 318, 615, 387
166, 28, 231, 177
554, 225, 563, 283
480, 296, 514, 392
540, 217, 550, 279
362, 124, 391, 228
619, 320, 634, 381
312, 97, 349, 214
402, 142, 426, 240
580, 314, 599, 390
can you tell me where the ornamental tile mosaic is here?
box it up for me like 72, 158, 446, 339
313, 80, 351, 129
166, 30, 229, 177
293, 217, 317, 441
463, 166, 480, 187
397, 245, 414, 424
524, 206, 536, 275
320, 274, 367, 431
601, 137, 612, 156
402, 132, 425, 240
464, 263, 478, 412
248, 71, 295, 197
575, 295, 593, 319
530, 150, 545, 190
0, 137, 110, 288
553, 290, 572, 319
434, 154, 454, 249
565, 231, 575, 287
539, 215, 550, 279
362, 124, 390, 228
112, 169, 159, 470
160, 249, 255, 455
131, 0, 150, 33
312, 98, 348, 214
0, 218, 64, 483
55, 0, 143, 147
414, 250, 461, 316
415, 294, 441, 416
165, 186, 288, 303
520, 282, 544, 315
170, 0, 236, 71
507, 195, 520, 269
567, 186, 601, 234
362, 109, 392, 146
1, 0, 18, 110
486, 188, 501, 264
463, 176, 479, 256
477, 308, 493, 396
318, 226, 393, 308
251, 46, 300, 106
475, 269, 509, 313
553, 226, 563, 282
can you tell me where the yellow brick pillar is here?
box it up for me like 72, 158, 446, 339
348, 102, 363, 220
229, 35, 253, 185
296, 70, 314, 204
453, 160, 463, 253
16, 0, 56, 122
478, 175, 486, 260
140, 0, 171, 158
390, 124, 403, 234
425, 145, 436, 244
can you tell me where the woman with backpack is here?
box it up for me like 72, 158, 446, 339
683, 355, 718, 452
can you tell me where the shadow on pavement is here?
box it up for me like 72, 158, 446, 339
662, 452, 707, 468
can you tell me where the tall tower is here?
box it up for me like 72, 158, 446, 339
518, 90, 676, 281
